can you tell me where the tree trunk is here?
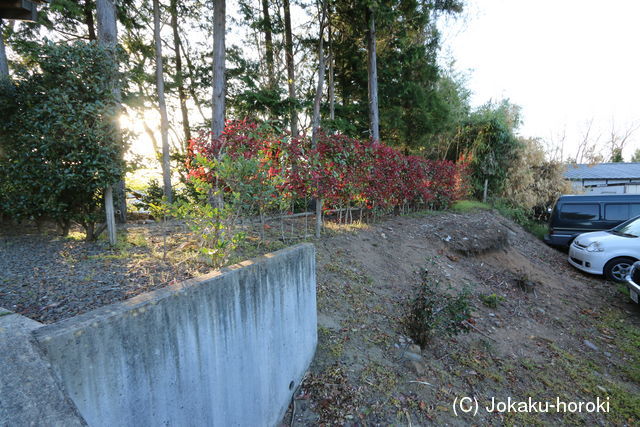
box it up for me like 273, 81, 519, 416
142, 120, 162, 160
366, 7, 380, 143
58, 218, 71, 237
311, 7, 326, 148
84, 222, 95, 242
0, 19, 8, 78
312, 2, 327, 239
211, 0, 226, 138
177, 38, 208, 124
170, 0, 191, 149
283, 0, 297, 136
328, 5, 334, 122
96, 0, 119, 243
84, 0, 96, 41
261, 0, 275, 88
211, 0, 226, 210
153, 0, 173, 203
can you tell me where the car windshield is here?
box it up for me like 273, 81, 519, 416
610, 216, 640, 237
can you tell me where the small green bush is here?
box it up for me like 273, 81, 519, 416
494, 200, 547, 240
132, 178, 194, 217
479, 293, 505, 308
405, 273, 471, 347
132, 179, 165, 212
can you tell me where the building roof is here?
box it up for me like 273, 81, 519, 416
564, 163, 640, 180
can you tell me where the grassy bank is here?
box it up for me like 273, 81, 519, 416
451, 200, 548, 240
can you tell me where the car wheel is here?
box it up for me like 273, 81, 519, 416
604, 257, 636, 282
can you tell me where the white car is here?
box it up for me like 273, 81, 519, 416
568, 215, 640, 282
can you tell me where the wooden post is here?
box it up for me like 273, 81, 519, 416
105, 186, 116, 245
315, 199, 323, 239
483, 178, 488, 203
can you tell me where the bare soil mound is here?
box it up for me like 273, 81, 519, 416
429, 211, 511, 255
287, 210, 640, 426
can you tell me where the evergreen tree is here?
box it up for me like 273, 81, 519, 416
331, 0, 462, 151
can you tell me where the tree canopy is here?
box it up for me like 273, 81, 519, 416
0, 0, 560, 236
0, 42, 123, 237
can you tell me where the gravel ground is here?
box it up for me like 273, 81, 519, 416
0, 221, 199, 324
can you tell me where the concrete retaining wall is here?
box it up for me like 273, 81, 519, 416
2, 243, 316, 426
0, 309, 86, 426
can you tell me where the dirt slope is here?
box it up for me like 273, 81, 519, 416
288, 210, 640, 426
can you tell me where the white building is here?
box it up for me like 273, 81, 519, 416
564, 163, 640, 194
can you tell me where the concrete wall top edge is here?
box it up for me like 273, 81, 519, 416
0, 310, 42, 332
0, 308, 88, 426
33, 243, 315, 340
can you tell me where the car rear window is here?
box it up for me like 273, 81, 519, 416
559, 203, 599, 220
605, 204, 629, 220
604, 203, 640, 220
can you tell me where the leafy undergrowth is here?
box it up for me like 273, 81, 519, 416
452, 199, 548, 240
404, 273, 471, 347
451, 199, 492, 213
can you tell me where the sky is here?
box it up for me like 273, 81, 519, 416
439, 0, 640, 161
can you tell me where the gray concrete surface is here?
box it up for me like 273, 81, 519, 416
33, 243, 317, 427
0, 309, 86, 426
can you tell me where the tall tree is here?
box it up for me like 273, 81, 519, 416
261, 0, 275, 88
283, 0, 297, 135
311, 4, 326, 148
328, 4, 335, 122
95, 0, 119, 244
178, 37, 208, 123
153, 0, 172, 202
211, 0, 226, 209
606, 120, 639, 163
230, 0, 286, 121
366, 6, 379, 143
312, 0, 327, 238
170, 0, 191, 147
84, 0, 97, 41
330, 0, 462, 151
212, 0, 226, 138
0, 20, 8, 78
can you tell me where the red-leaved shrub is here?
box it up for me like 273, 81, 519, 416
187, 120, 468, 212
